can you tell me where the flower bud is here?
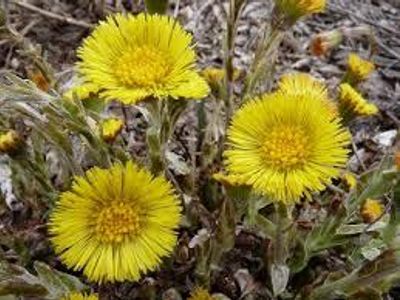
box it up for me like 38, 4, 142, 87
361, 199, 384, 223
345, 53, 375, 84
310, 29, 343, 56
101, 118, 124, 143
342, 172, 357, 191
0, 130, 23, 154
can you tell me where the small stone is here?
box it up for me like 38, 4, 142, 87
372, 129, 397, 148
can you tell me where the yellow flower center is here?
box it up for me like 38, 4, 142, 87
95, 202, 140, 244
114, 46, 171, 88
262, 125, 309, 169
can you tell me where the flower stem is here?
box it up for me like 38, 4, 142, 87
218, 0, 246, 162
244, 23, 285, 98
144, 0, 168, 14
273, 202, 289, 265
145, 98, 187, 175
269, 202, 291, 296
146, 99, 165, 175
223, 0, 237, 127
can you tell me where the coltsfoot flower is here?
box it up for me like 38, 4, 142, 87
225, 90, 350, 203
188, 287, 214, 300
346, 53, 375, 83
274, 0, 326, 23
77, 13, 209, 104
339, 83, 378, 119
49, 161, 181, 283
361, 199, 384, 223
101, 118, 124, 143
278, 73, 338, 117
62, 292, 98, 300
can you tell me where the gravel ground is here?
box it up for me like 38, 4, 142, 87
0, 0, 399, 299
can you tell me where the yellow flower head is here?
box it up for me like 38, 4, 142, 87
342, 172, 357, 190
347, 53, 375, 82
0, 130, 22, 154
101, 118, 124, 143
339, 83, 378, 118
212, 172, 248, 187
188, 287, 214, 300
225, 91, 350, 203
62, 292, 98, 300
64, 83, 100, 101
361, 199, 384, 223
278, 73, 338, 117
274, 0, 326, 22
77, 13, 209, 104
49, 161, 181, 283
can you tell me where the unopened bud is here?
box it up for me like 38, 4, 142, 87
188, 287, 213, 300
345, 53, 375, 84
101, 118, 124, 143
342, 172, 357, 191
310, 29, 343, 56
27, 68, 51, 92
0, 130, 23, 154
361, 199, 384, 223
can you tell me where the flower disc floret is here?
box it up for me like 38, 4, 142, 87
262, 125, 310, 170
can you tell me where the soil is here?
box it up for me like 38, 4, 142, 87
0, 0, 399, 299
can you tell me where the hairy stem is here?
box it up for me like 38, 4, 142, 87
144, 0, 169, 14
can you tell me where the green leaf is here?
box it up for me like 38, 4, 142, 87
81, 97, 106, 114
271, 263, 290, 296
348, 287, 382, 300
287, 236, 308, 273
0, 296, 18, 300
0, 260, 86, 299
338, 221, 388, 235
0, 262, 47, 297
34, 261, 86, 298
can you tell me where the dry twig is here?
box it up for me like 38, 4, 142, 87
12, 0, 93, 29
